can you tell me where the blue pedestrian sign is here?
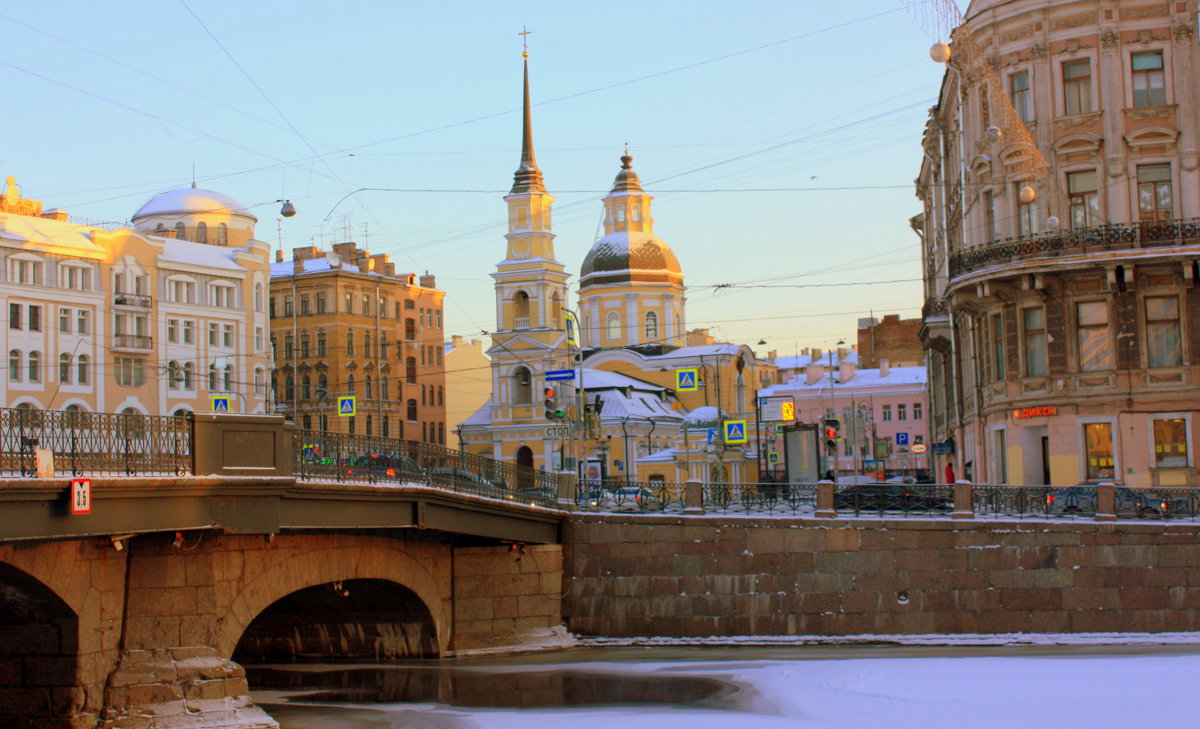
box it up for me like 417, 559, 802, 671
896, 432, 909, 446
676, 368, 699, 391
546, 369, 575, 381
724, 420, 748, 444
338, 395, 357, 417
768, 452, 779, 464
211, 395, 230, 413
707, 428, 718, 444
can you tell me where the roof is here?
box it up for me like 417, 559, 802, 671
0, 212, 107, 258
579, 231, 682, 283
269, 257, 403, 278
163, 238, 247, 270
759, 365, 927, 397
132, 186, 256, 221
775, 350, 859, 369
460, 399, 494, 426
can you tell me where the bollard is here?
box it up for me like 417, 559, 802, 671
1095, 481, 1117, 521
952, 480, 974, 519
683, 479, 705, 515
815, 480, 835, 518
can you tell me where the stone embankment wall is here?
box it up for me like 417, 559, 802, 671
564, 514, 1200, 636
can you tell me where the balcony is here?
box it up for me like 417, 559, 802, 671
114, 293, 153, 309
113, 334, 153, 352
949, 217, 1200, 279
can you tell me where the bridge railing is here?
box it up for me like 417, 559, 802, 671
293, 428, 559, 507
576, 481, 820, 516
0, 407, 191, 477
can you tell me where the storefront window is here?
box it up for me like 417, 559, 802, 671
1084, 422, 1114, 480
1153, 418, 1188, 468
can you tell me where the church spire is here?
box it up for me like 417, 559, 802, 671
510, 43, 545, 195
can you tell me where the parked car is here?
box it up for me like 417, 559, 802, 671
1045, 483, 1171, 517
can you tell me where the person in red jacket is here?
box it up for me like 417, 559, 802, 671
944, 461, 955, 484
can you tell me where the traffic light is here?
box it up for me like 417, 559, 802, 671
544, 386, 565, 421
823, 418, 840, 451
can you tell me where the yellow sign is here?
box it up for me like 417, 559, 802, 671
723, 420, 748, 444
676, 368, 699, 391
780, 401, 795, 422
564, 311, 579, 348
211, 395, 231, 413
338, 396, 357, 417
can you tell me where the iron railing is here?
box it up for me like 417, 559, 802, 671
293, 428, 559, 508
113, 334, 153, 350
948, 217, 1200, 279
0, 408, 191, 477
113, 293, 152, 308
575, 481, 820, 516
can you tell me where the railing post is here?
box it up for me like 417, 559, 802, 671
953, 479, 974, 519
557, 471, 577, 505
1095, 481, 1117, 521
192, 413, 293, 477
815, 479, 836, 518
683, 479, 704, 515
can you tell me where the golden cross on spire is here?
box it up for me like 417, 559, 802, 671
519, 26, 531, 57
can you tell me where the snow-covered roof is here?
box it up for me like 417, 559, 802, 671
683, 405, 725, 425
460, 399, 494, 426
759, 365, 927, 397
774, 350, 858, 369
269, 257, 394, 278
132, 187, 256, 221
162, 238, 246, 270
648, 344, 744, 359
583, 368, 664, 390
0, 213, 107, 258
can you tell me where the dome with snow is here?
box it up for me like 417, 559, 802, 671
131, 184, 258, 246
683, 406, 725, 427
132, 186, 256, 221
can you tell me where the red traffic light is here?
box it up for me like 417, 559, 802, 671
543, 387, 556, 399
825, 427, 837, 439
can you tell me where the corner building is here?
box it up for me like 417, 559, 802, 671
915, 0, 1200, 486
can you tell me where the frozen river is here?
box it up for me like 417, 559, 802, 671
249, 643, 1200, 728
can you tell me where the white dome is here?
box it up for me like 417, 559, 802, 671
132, 187, 257, 222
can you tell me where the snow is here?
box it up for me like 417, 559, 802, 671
163, 237, 247, 270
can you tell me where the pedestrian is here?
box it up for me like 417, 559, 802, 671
823, 469, 834, 481
944, 461, 955, 484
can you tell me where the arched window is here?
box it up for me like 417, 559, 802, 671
404, 318, 416, 341
317, 330, 327, 357
9, 350, 20, 381
348, 416, 356, 435
674, 314, 682, 341
511, 365, 532, 404
254, 283, 263, 312
382, 416, 389, 438
366, 414, 373, 436
381, 377, 389, 400
27, 351, 40, 382
302, 415, 312, 429
365, 374, 373, 399
406, 399, 418, 421
217, 222, 228, 245
551, 292, 562, 329
406, 357, 417, 384
196, 221, 208, 244
606, 312, 621, 342
301, 375, 311, 400
77, 355, 90, 385
285, 376, 295, 401
644, 311, 659, 340
183, 362, 193, 389
174, 222, 186, 240
346, 331, 355, 356
437, 385, 443, 407
347, 374, 355, 395
318, 373, 328, 393
364, 333, 372, 358
254, 367, 263, 395
60, 354, 72, 383
167, 360, 179, 389
513, 290, 531, 327
223, 365, 233, 390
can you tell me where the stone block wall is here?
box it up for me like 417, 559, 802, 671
564, 514, 1200, 637
452, 544, 563, 652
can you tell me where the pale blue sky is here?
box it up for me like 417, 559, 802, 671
2, 1, 961, 355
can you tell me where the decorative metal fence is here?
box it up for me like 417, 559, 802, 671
575, 481, 820, 516
293, 429, 559, 508
0, 408, 191, 477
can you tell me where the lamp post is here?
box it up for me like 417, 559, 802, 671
826, 340, 845, 481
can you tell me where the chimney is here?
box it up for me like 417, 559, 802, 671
811, 347, 822, 362
837, 346, 848, 361
879, 358, 891, 377
767, 349, 777, 362
275, 249, 284, 263
839, 360, 855, 384
451, 334, 463, 348
40, 208, 68, 222
293, 258, 304, 274
420, 273, 437, 288
805, 363, 824, 385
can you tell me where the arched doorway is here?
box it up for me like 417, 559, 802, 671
0, 563, 80, 728
516, 445, 534, 490
233, 579, 437, 663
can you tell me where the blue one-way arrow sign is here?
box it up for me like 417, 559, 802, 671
546, 369, 575, 381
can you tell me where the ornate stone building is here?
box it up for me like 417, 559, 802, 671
915, 0, 1200, 485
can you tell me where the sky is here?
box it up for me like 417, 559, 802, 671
2, 1, 967, 357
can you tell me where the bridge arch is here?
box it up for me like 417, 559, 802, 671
215, 535, 450, 658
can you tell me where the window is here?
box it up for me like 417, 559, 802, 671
269, 297, 276, 318
217, 223, 228, 245
255, 327, 263, 351
8, 350, 18, 381
169, 278, 196, 304
364, 333, 373, 358
913, 402, 923, 420
61, 264, 91, 291
882, 405, 892, 422
1153, 418, 1188, 468
405, 299, 415, 310
437, 385, 443, 407
1146, 296, 1182, 368
209, 364, 218, 391
1076, 301, 1113, 371
983, 190, 996, 241
317, 330, 327, 357
405, 318, 416, 340
182, 362, 193, 389
1067, 170, 1100, 228
208, 323, 218, 346
300, 295, 310, 316
222, 324, 233, 348
284, 296, 294, 316
254, 367, 265, 395
362, 295, 371, 316
9, 258, 43, 285
283, 334, 293, 359
344, 293, 353, 314
167, 361, 180, 389
346, 331, 355, 356
406, 357, 417, 384
318, 374, 328, 394
60, 309, 70, 333
1063, 59, 1092, 115
606, 312, 621, 342
175, 222, 186, 241
182, 320, 192, 343
27, 305, 40, 332
1083, 422, 1115, 480
365, 375, 373, 399
383, 416, 389, 438
301, 375, 311, 400
991, 313, 1006, 381
1010, 70, 1031, 122
211, 283, 235, 308
1131, 51, 1166, 107
300, 334, 310, 358
407, 399, 418, 421
1016, 183, 1035, 237
1023, 307, 1048, 376
9, 303, 19, 329
347, 374, 355, 395
115, 357, 146, 387
285, 376, 295, 401
645, 311, 659, 340
196, 221, 207, 244
381, 377, 389, 400
898, 404, 907, 421
167, 318, 179, 343
1137, 164, 1173, 221
77, 355, 90, 385
511, 366, 532, 403
436, 347, 442, 366
316, 292, 327, 313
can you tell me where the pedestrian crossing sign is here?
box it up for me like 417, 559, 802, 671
211, 395, 230, 413
338, 395, 356, 417
676, 368, 699, 391
768, 452, 779, 464
723, 419, 748, 444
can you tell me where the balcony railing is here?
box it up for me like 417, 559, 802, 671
113, 334, 153, 351
949, 217, 1200, 279
113, 293, 152, 308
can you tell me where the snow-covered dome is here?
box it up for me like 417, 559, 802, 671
580, 231, 682, 283
683, 406, 725, 427
132, 186, 257, 222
